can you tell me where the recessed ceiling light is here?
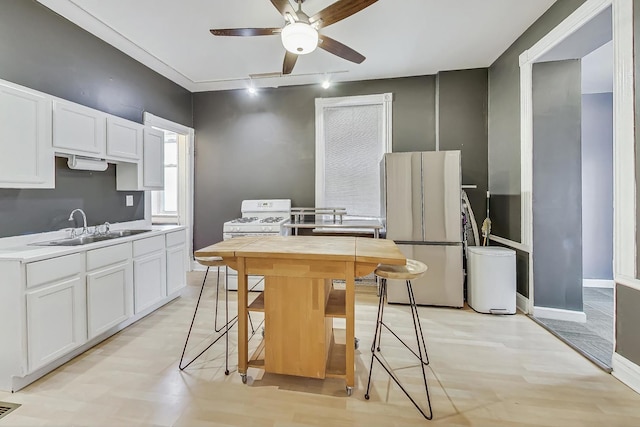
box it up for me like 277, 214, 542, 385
321, 80, 331, 89
247, 86, 257, 95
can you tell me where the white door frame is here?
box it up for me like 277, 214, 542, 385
519, 0, 636, 316
143, 112, 195, 271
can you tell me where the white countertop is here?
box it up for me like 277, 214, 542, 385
0, 224, 185, 263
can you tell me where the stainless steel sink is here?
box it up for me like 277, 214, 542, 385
31, 229, 151, 246
105, 229, 150, 238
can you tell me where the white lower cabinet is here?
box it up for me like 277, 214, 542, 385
26, 275, 86, 372
0, 227, 187, 392
133, 236, 166, 314
86, 243, 133, 339
165, 229, 187, 295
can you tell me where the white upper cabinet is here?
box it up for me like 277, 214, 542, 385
116, 127, 164, 191
0, 81, 54, 188
143, 127, 164, 189
53, 99, 106, 157
106, 116, 143, 161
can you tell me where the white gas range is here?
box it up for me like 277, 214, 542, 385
223, 199, 291, 290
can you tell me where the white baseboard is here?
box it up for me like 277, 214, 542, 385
583, 279, 615, 288
533, 306, 587, 323
516, 293, 529, 314
612, 352, 640, 394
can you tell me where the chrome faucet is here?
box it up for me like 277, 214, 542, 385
68, 209, 88, 237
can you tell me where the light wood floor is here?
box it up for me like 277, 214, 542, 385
1, 271, 640, 426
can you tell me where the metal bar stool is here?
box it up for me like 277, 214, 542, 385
179, 256, 254, 373
364, 259, 432, 420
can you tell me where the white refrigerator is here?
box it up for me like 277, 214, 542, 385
382, 151, 464, 307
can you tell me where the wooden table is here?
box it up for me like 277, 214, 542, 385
194, 235, 405, 394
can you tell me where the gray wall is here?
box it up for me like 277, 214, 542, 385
488, 0, 587, 241
581, 93, 613, 280
0, 1, 192, 236
616, 284, 640, 364
193, 73, 488, 249
532, 60, 583, 311
618, 0, 640, 367
193, 76, 438, 248
438, 69, 489, 233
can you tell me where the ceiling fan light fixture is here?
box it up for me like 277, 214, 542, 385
281, 22, 318, 55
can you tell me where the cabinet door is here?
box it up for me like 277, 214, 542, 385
106, 116, 143, 161
0, 81, 54, 188
87, 261, 133, 339
133, 251, 166, 314
143, 127, 164, 189
53, 99, 106, 157
26, 276, 86, 372
166, 245, 186, 295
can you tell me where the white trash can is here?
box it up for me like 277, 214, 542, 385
467, 246, 516, 314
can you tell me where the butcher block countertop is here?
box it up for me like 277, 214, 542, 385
194, 235, 405, 266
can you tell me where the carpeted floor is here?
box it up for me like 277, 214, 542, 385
534, 287, 613, 369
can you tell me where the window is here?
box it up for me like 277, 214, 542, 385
151, 130, 178, 218
315, 93, 393, 218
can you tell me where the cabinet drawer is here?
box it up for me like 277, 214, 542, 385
87, 242, 131, 271
27, 253, 83, 289
133, 235, 164, 257
165, 230, 186, 248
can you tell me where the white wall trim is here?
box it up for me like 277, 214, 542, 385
488, 235, 531, 253
611, 0, 637, 280
583, 279, 615, 288
143, 113, 195, 270
516, 293, 529, 314
533, 306, 587, 323
616, 275, 640, 292
612, 352, 640, 394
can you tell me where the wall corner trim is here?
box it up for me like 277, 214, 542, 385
612, 352, 640, 394
516, 293, 529, 314
533, 306, 587, 323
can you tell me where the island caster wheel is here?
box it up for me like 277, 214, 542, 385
225, 369, 229, 375
354, 337, 360, 350
241, 374, 247, 384
365, 394, 370, 400
346, 386, 353, 396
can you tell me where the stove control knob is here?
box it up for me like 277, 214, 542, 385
234, 226, 239, 232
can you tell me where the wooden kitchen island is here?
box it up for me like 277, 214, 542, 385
194, 235, 405, 394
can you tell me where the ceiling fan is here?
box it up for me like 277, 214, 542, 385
209, 0, 378, 75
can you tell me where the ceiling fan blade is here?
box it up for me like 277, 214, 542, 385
318, 35, 365, 64
210, 28, 281, 37
309, 0, 378, 29
270, 0, 296, 17
282, 51, 298, 75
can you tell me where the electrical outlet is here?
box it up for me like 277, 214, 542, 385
126, 195, 134, 207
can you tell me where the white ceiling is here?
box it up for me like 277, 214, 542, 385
37, 0, 558, 92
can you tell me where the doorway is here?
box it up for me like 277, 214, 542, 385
143, 113, 195, 269
520, 0, 635, 374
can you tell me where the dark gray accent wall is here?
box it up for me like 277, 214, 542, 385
0, 158, 144, 237
438, 69, 489, 233
616, 284, 640, 365
532, 60, 583, 311
0, 1, 192, 126
581, 93, 613, 280
193, 76, 442, 249
488, 0, 586, 241
0, 1, 192, 236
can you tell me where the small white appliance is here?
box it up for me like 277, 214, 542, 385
467, 246, 516, 314
223, 199, 291, 290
